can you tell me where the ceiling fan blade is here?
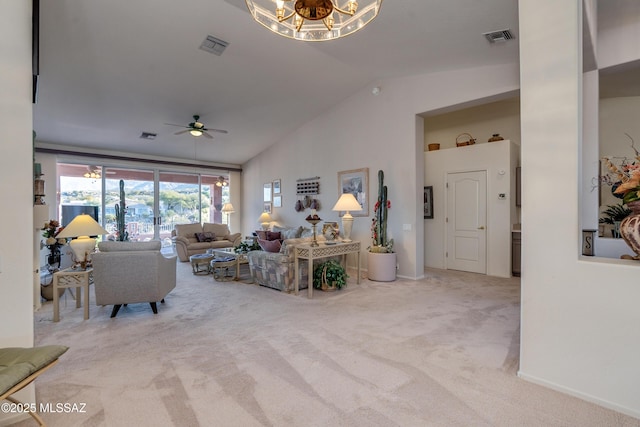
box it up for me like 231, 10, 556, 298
174, 129, 190, 135
202, 131, 214, 139
164, 123, 188, 128
208, 128, 228, 134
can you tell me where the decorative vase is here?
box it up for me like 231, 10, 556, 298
367, 252, 397, 282
620, 201, 640, 259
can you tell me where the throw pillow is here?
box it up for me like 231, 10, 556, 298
266, 231, 281, 241
256, 230, 268, 240
202, 232, 215, 242
258, 238, 282, 253
195, 232, 205, 242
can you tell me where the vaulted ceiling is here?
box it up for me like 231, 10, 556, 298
33, 1, 634, 167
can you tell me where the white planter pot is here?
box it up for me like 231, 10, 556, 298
367, 252, 397, 282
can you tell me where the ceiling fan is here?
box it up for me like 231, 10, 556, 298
165, 115, 228, 139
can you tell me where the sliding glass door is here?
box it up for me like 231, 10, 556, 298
158, 172, 201, 240
104, 168, 155, 241
58, 162, 231, 243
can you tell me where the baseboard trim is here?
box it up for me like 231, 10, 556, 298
517, 370, 640, 420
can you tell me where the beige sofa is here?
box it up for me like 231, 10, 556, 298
171, 223, 242, 262
92, 241, 177, 318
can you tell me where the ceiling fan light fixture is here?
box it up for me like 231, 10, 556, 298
215, 176, 228, 187
245, 0, 382, 41
190, 129, 203, 137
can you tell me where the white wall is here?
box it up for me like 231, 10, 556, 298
424, 140, 518, 278
599, 96, 640, 209
519, 0, 640, 418
597, 0, 640, 70
424, 97, 521, 151
0, 1, 37, 424
242, 63, 520, 279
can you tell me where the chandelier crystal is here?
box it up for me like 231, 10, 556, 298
245, 0, 382, 41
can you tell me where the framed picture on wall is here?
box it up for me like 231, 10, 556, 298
263, 182, 272, 202
273, 179, 281, 194
337, 168, 368, 216
263, 202, 272, 214
273, 195, 282, 208
424, 186, 434, 219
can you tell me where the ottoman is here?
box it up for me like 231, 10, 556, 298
190, 253, 214, 275
210, 257, 236, 281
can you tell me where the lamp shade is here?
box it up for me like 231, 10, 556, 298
55, 214, 108, 266
332, 193, 362, 213
221, 203, 235, 214
56, 214, 108, 239
258, 212, 272, 230
332, 193, 362, 243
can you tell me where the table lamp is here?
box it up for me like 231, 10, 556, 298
221, 203, 235, 227
55, 214, 108, 268
332, 193, 362, 242
258, 212, 272, 230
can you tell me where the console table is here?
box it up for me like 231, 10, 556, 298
294, 241, 361, 298
52, 267, 93, 322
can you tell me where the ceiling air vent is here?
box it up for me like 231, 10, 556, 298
199, 35, 229, 56
140, 132, 157, 140
483, 29, 515, 43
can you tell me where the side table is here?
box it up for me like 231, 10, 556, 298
294, 241, 361, 298
53, 267, 93, 322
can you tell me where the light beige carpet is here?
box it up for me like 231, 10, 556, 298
13, 263, 639, 426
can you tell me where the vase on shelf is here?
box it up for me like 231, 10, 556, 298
619, 200, 640, 259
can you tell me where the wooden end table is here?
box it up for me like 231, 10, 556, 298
53, 267, 93, 322
294, 241, 361, 298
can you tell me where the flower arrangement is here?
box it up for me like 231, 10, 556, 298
602, 134, 640, 204
42, 219, 67, 268
42, 220, 66, 246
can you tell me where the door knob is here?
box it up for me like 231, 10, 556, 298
478, 226, 485, 230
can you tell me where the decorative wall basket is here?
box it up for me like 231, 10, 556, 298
456, 133, 476, 147
428, 143, 440, 151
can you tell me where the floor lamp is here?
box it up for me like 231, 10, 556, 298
221, 203, 235, 229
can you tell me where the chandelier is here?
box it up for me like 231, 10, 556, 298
245, 0, 383, 41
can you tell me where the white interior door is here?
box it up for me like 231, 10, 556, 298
446, 170, 487, 274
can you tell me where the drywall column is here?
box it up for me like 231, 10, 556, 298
519, 0, 640, 417
0, 1, 37, 424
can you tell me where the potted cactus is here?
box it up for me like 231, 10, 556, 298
368, 170, 396, 281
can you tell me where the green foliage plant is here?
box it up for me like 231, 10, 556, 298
370, 169, 394, 253
235, 240, 260, 253
599, 203, 631, 224
114, 179, 129, 241
313, 259, 348, 290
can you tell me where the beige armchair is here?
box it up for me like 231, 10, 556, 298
92, 241, 176, 318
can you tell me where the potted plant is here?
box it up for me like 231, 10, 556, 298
313, 259, 348, 291
234, 240, 260, 254
599, 203, 631, 238
368, 170, 396, 281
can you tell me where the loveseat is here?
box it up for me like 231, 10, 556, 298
247, 225, 334, 293
92, 241, 177, 317
171, 223, 242, 262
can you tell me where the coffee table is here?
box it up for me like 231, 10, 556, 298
207, 248, 250, 281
